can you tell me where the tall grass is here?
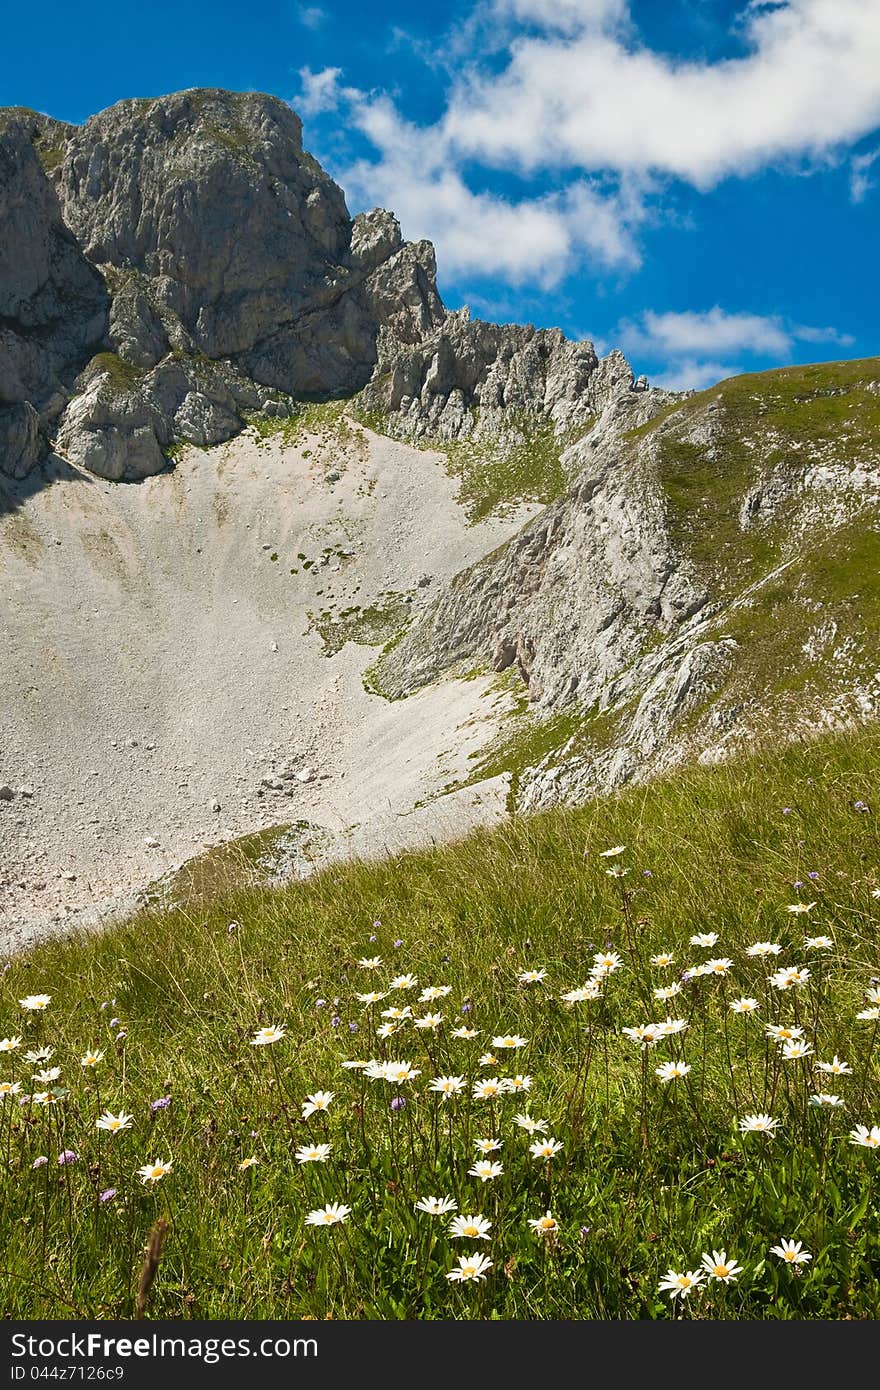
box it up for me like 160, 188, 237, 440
0, 726, 878, 1318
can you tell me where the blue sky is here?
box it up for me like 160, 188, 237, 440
4, 0, 879, 388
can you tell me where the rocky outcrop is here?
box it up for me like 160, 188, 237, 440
1, 88, 649, 485
1, 91, 450, 482
0, 118, 108, 478
375, 358, 880, 809
359, 309, 649, 442
373, 383, 694, 707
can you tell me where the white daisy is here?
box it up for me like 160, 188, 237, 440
415, 1195, 457, 1215
658, 1268, 705, 1300
700, 1250, 743, 1283
305, 1203, 350, 1226
428, 1075, 465, 1099
528, 1137, 563, 1160
251, 1024, 286, 1046
446, 1253, 492, 1282
769, 1238, 811, 1265
739, 1113, 780, 1135
295, 1143, 332, 1164
467, 1160, 503, 1182
301, 1090, 335, 1119
849, 1125, 880, 1149
449, 1214, 492, 1240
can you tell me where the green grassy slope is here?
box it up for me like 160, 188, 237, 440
635, 357, 880, 715
1, 725, 878, 1318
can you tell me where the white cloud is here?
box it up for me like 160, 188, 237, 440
341, 95, 641, 285
296, 2, 880, 292
619, 308, 793, 358
490, 0, 628, 33
295, 67, 361, 117
619, 307, 855, 390
297, 5, 325, 29
443, 1, 880, 186
651, 359, 744, 392
792, 323, 855, 347
850, 148, 880, 202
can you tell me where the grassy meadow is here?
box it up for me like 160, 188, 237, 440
1, 725, 878, 1319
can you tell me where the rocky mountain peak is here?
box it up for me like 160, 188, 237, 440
1, 86, 651, 486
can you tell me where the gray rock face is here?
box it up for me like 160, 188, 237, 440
0, 119, 108, 478
55, 352, 265, 481
54, 92, 446, 398
359, 309, 638, 443
1, 87, 649, 486
1, 90, 449, 482
0, 403, 42, 481
374, 384, 694, 709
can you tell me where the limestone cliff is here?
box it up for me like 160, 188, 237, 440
0, 88, 645, 483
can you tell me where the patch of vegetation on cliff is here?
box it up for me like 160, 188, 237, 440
632, 358, 880, 591
711, 514, 880, 717
308, 591, 413, 658
244, 401, 367, 465
351, 396, 587, 523
84, 352, 146, 393
442, 415, 573, 523
36, 144, 64, 173
447, 675, 630, 811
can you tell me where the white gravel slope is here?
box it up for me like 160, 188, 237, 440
0, 419, 538, 951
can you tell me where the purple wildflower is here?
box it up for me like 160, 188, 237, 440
315, 999, 326, 1009
331, 1015, 341, 1028
808, 871, 819, 881
150, 1095, 171, 1113
393, 939, 403, 949
32, 1156, 48, 1169
99, 1187, 117, 1203
461, 1003, 472, 1014
57, 1150, 79, 1166
782, 807, 792, 815
390, 1096, 406, 1112
348, 1022, 358, 1033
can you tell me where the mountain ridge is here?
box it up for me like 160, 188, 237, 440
1, 87, 653, 487
1, 88, 877, 947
